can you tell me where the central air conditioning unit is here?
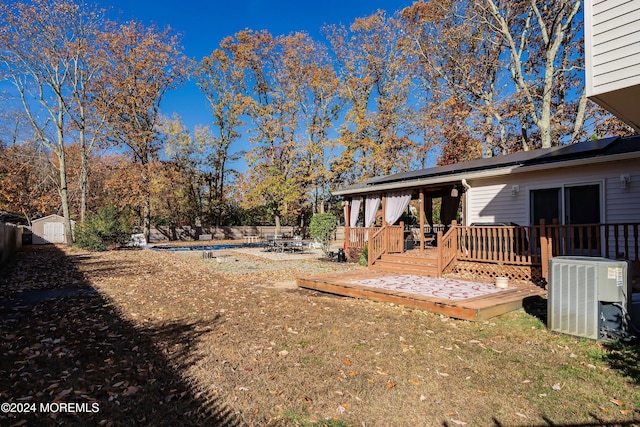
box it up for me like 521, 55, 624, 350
548, 256, 631, 341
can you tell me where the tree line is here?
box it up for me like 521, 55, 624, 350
0, 0, 633, 243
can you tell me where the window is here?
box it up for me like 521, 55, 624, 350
530, 183, 601, 255
530, 184, 601, 226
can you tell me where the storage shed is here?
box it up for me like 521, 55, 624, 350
31, 214, 75, 245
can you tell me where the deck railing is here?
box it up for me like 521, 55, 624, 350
437, 221, 458, 276
347, 227, 371, 250
366, 223, 404, 267
347, 221, 640, 282
456, 224, 542, 265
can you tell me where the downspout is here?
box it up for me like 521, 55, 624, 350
461, 179, 471, 226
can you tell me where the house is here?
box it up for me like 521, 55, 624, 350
334, 136, 640, 285
585, 0, 640, 131
31, 214, 75, 245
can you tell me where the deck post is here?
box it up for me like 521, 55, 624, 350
381, 193, 387, 226
436, 229, 443, 278
343, 200, 350, 250
540, 219, 548, 283
419, 189, 425, 252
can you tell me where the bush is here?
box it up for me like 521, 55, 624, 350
309, 213, 338, 255
358, 244, 368, 266
75, 205, 131, 251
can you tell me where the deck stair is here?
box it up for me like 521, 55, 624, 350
370, 250, 439, 277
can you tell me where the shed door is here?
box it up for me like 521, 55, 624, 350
44, 222, 65, 243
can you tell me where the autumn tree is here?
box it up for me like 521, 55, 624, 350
278, 32, 341, 214
0, 0, 100, 243
95, 21, 192, 241
159, 115, 209, 226
400, 0, 505, 160
0, 141, 59, 223
214, 30, 300, 232
197, 49, 247, 226
326, 11, 416, 184
64, 5, 107, 223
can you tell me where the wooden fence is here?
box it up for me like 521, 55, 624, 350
0, 222, 23, 265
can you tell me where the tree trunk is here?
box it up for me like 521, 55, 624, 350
142, 162, 151, 243
275, 215, 281, 236
56, 146, 74, 245
80, 138, 88, 223
571, 88, 587, 144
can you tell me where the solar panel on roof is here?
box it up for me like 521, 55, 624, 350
364, 137, 621, 187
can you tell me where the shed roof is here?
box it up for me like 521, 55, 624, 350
32, 214, 75, 224
333, 135, 640, 197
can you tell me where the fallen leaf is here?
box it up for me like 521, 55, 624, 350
407, 379, 421, 386
343, 358, 351, 366
54, 388, 73, 400
450, 419, 467, 425
123, 386, 139, 396
610, 399, 624, 407
386, 382, 395, 389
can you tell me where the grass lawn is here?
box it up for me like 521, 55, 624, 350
0, 244, 638, 426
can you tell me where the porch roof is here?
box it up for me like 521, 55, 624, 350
334, 135, 640, 197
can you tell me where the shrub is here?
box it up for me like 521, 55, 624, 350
358, 244, 368, 266
309, 213, 338, 255
75, 205, 131, 251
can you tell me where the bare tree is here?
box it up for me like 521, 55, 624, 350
481, 0, 582, 149
0, 0, 95, 243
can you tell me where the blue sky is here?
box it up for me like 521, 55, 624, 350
100, 0, 415, 144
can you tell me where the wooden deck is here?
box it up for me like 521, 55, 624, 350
297, 270, 547, 322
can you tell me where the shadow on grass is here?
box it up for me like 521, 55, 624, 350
522, 295, 548, 327
0, 245, 239, 426
603, 339, 640, 385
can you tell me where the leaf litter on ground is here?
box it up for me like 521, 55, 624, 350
0, 244, 638, 426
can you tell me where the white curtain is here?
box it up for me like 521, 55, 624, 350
349, 198, 361, 227
385, 190, 412, 225
364, 195, 381, 227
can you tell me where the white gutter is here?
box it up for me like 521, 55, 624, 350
332, 151, 640, 197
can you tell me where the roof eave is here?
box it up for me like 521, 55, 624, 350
332, 151, 640, 197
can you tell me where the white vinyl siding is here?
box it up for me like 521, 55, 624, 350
586, 0, 640, 95
465, 159, 640, 226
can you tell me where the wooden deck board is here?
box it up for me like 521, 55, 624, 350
297, 271, 546, 322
